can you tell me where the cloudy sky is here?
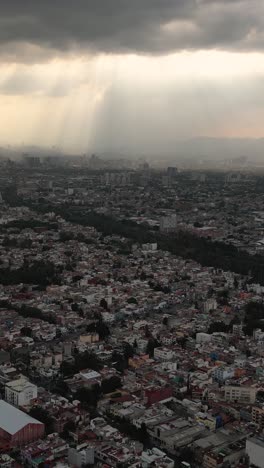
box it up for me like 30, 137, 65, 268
1, 0, 264, 155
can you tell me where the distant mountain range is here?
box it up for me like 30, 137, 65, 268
169, 138, 264, 162
1, 138, 264, 164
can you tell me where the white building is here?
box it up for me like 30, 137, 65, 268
203, 298, 217, 313
5, 377, 37, 407
141, 448, 174, 468
160, 362, 178, 371
103, 172, 131, 186
246, 436, 264, 468
225, 385, 256, 404
254, 329, 264, 343
142, 243, 158, 252
196, 333, 212, 344
154, 347, 176, 361
68, 445, 94, 467
233, 324, 243, 336
79, 370, 101, 383
212, 366, 234, 383
225, 172, 242, 183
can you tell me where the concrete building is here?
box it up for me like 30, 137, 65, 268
102, 172, 131, 186
63, 342, 72, 357
68, 444, 95, 467
23, 155, 41, 168
0, 400, 44, 449
254, 329, 264, 343
79, 333, 99, 344
246, 436, 264, 468
141, 448, 174, 468
233, 323, 243, 336
5, 377, 37, 407
167, 167, 178, 176
0, 454, 14, 467
154, 347, 176, 361
196, 333, 212, 344
252, 406, 264, 430
225, 172, 241, 183
142, 243, 158, 252
224, 385, 256, 404
203, 440, 246, 468
212, 366, 234, 384
160, 214, 177, 233
203, 298, 217, 313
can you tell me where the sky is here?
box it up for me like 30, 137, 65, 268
0, 0, 264, 156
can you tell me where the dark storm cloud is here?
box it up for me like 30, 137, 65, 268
0, 0, 263, 58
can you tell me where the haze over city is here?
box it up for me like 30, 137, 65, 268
1, 0, 264, 157
3, 2, 264, 467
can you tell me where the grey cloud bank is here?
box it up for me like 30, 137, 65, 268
0, 0, 263, 58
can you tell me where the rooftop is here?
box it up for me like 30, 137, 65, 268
0, 400, 43, 435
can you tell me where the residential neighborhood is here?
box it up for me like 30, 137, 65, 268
0, 160, 264, 466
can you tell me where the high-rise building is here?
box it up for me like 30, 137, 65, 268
160, 214, 177, 233
23, 155, 41, 168
167, 167, 178, 176
246, 437, 264, 468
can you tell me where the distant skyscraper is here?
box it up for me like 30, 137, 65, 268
23, 155, 41, 168
167, 167, 178, 176
160, 214, 177, 233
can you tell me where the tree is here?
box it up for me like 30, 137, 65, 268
123, 343, 134, 361
146, 338, 160, 358
243, 301, 264, 335
208, 321, 229, 334
75, 351, 102, 372
145, 325, 151, 338
127, 297, 138, 304
60, 360, 77, 377
112, 351, 127, 373
162, 316, 168, 326
16, 202, 264, 286
87, 320, 110, 340
102, 376, 122, 394
0, 260, 60, 286
178, 446, 195, 466
75, 385, 100, 408
50, 379, 69, 396
29, 406, 54, 434
61, 420, 76, 439
59, 231, 74, 242
139, 422, 149, 446
20, 326, 32, 337
97, 321, 110, 340
100, 298, 108, 310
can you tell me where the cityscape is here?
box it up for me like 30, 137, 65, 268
1, 0, 264, 467
0, 156, 263, 466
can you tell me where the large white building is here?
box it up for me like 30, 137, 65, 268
196, 333, 212, 344
212, 366, 234, 383
154, 347, 176, 361
246, 436, 264, 468
224, 385, 256, 404
5, 377, 37, 407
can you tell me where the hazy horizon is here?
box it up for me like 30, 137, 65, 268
1, 1, 264, 156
